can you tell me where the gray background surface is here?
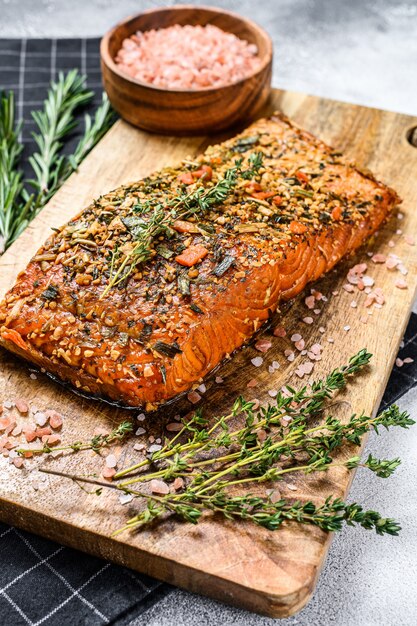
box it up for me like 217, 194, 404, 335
1, 1, 417, 625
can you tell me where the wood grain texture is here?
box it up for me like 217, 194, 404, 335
100, 5, 272, 134
0, 90, 417, 617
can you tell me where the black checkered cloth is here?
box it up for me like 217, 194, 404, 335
0, 37, 416, 626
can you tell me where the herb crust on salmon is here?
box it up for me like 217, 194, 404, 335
0, 114, 400, 409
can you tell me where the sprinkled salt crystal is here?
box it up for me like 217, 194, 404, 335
137, 413, 146, 421
396, 358, 404, 367
254, 339, 272, 353
294, 339, 305, 351
388, 240, 395, 248
362, 275, 375, 287
344, 325, 350, 331
313, 309, 321, 315
343, 284, 355, 292
300, 349, 307, 356
197, 383, 207, 393
272, 361, 280, 370
166, 422, 183, 432
351, 301, 357, 308
287, 484, 298, 491
135, 427, 146, 436
215, 376, 224, 384
332, 290, 339, 296
327, 337, 334, 343
404, 357, 414, 364
268, 390, 278, 398
302, 317, 314, 324
386, 257, 399, 270
34, 412, 47, 427
290, 333, 302, 342
396, 229, 402, 235
284, 350, 295, 362
251, 356, 263, 367
397, 212, 404, 220
303, 362, 314, 375
134, 443, 145, 451
187, 390, 201, 404
398, 264, 408, 275
310, 343, 322, 355
319, 326, 325, 333
305, 295, 315, 309
371, 253, 386, 263
149, 444, 162, 453
105, 454, 117, 468
268, 366, 275, 374
119, 493, 133, 505
273, 326, 286, 337
29, 373, 37, 380
404, 235, 414, 245
395, 278, 408, 289
3, 401, 13, 409
247, 378, 258, 388
150, 479, 169, 495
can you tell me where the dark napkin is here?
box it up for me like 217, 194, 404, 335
0, 36, 416, 626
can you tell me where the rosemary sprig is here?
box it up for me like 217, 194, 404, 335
100, 152, 264, 297
0, 71, 115, 251
29, 350, 413, 538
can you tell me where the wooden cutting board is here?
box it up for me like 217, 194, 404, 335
1, 89, 417, 618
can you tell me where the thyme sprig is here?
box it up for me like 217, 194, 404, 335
100, 151, 264, 297
0, 72, 115, 251
29, 350, 413, 538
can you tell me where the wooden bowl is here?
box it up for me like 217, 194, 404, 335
100, 5, 273, 135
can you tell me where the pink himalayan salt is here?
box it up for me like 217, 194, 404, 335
255, 339, 272, 353
115, 24, 261, 90
273, 326, 286, 337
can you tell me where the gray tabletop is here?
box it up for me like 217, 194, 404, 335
1, 1, 417, 625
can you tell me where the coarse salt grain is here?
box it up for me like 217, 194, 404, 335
187, 390, 201, 404
251, 356, 263, 367
119, 493, 133, 505
254, 339, 272, 353
137, 413, 146, 421
290, 333, 302, 342
135, 426, 146, 436
344, 325, 350, 331
395, 279, 408, 289
273, 326, 286, 337
302, 317, 314, 324
215, 376, 224, 384
105, 454, 117, 468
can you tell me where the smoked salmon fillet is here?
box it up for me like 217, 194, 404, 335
0, 114, 400, 409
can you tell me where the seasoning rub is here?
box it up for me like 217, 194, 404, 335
0, 114, 400, 410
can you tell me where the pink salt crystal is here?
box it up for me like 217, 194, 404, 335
294, 339, 305, 351
251, 399, 260, 410
404, 358, 414, 364
351, 301, 358, 308
396, 358, 404, 367
332, 290, 339, 296
360, 316, 368, 324
395, 279, 408, 289
305, 296, 315, 309
404, 235, 415, 246
371, 253, 387, 263
287, 484, 298, 491
187, 390, 201, 404
215, 376, 224, 384
151, 479, 170, 495
295, 367, 305, 379
388, 240, 395, 248
247, 378, 258, 388
313, 308, 321, 315
290, 333, 302, 342
327, 337, 334, 343
172, 477, 184, 491
254, 339, 272, 353
362, 275, 375, 287
344, 325, 351, 332
13, 457, 24, 469
15, 399, 29, 414
166, 422, 183, 432
102, 466, 116, 480
105, 454, 117, 468
273, 326, 286, 337
386, 257, 399, 270
398, 264, 408, 275
251, 356, 263, 367
46, 410, 63, 430
11, 425, 22, 437
310, 343, 322, 355
302, 316, 314, 324
319, 327, 325, 333
285, 351, 295, 362
268, 389, 278, 398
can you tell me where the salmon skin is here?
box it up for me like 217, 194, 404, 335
0, 114, 400, 410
